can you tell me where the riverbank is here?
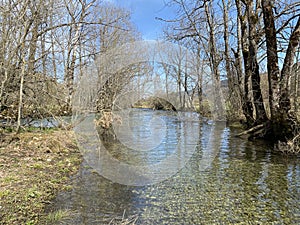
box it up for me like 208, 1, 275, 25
0, 129, 82, 224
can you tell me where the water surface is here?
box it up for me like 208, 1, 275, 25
50, 109, 300, 224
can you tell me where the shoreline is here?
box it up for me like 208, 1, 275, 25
0, 129, 82, 224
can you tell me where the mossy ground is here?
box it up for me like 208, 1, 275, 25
0, 129, 82, 224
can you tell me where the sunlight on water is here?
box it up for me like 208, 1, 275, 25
50, 109, 300, 224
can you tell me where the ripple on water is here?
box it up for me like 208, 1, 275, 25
49, 109, 300, 224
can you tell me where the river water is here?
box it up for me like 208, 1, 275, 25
50, 109, 300, 224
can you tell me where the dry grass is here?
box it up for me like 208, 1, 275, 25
277, 132, 300, 154
109, 210, 139, 225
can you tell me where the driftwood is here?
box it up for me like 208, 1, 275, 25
235, 124, 264, 137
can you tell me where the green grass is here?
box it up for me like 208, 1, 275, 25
0, 130, 82, 225
46, 209, 72, 224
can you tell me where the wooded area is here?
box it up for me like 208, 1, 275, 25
162, 0, 300, 151
0, 0, 140, 131
0, 0, 299, 152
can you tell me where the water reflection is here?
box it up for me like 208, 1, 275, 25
50, 109, 300, 224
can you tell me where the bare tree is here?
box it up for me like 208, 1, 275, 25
0, 0, 142, 130
162, 0, 225, 117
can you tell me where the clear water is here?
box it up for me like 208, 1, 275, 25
50, 109, 300, 224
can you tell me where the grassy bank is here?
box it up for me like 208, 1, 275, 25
0, 129, 82, 224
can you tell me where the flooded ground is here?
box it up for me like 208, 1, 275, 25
50, 109, 300, 224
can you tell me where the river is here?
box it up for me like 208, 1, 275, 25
50, 109, 300, 224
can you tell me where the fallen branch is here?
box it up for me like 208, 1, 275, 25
235, 124, 264, 137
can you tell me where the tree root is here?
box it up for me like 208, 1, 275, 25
235, 124, 265, 137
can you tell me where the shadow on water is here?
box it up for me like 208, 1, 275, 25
48, 109, 300, 224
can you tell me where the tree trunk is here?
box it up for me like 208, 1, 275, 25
246, 0, 267, 123
17, 50, 27, 133
280, 17, 300, 113
50, 2, 57, 80
222, 0, 241, 119
196, 49, 203, 113
28, 22, 38, 74
262, 0, 280, 120
64, 0, 94, 112
177, 65, 182, 109
236, 0, 254, 124
204, 1, 224, 120
232, 0, 246, 121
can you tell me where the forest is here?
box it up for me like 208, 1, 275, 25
0, 0, 299, 151
161, 0, 300, 153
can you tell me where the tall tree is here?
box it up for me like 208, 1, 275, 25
260, 0, 300, 138
262, 0, 281, 121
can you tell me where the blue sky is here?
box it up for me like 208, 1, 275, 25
109, 0, 176, 40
